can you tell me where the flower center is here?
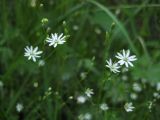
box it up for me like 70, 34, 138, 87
123, 57, 128, 62
30, 52, 35, 56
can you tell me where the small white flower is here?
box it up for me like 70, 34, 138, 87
16, 103, 23, 112
24, 46, 43, 62
84, 113, 92, 120
78, 113, 92, 120
122, 75, 128, 81
69, 96, 73, 100
122, 68, 129, 73
116, 49, 137, 67
85, 88, 94, 98
133, 83, 142, 92
100, 103, 109, 111
156, 82, 160, 91
124, 102, 135, 112
33, 82, 38, 88
106, 59, 120, 73
38, 60, 45, 66
80, 72, 87, 80
0, 81, 3, 88
73, 25, 79, 31
130, 93, 138, 100
153, 92, 160, 99
77, 95, 87, 104
30, 0, 36, 7
78, 114, 84, 120
46, 33, 66, 48
94, 28, 101, 34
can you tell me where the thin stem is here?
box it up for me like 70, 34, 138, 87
44, 49, 56, 60
108, 4, 160, 9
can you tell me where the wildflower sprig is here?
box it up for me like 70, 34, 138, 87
106, 49, 137, 73
24, 32, 68, 62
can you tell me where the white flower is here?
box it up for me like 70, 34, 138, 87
0, 81, 3, 88
94, 28, 101, 34
38, 60, 45, 66
24, 46, 43, 62
124, 102, 135, 112
73, 25, 79, 31
106, 59, 120, 73
100, 103, 109, 111
46, 33, 66, 48
156, 82, 160, 91
84, 113, 92, 120
33, 82, 38, 88
80, 72, 87, 80
30, 0, 36, 7
85, 88, 94, 98
122, 68, 129, 73
78, 113, 92, 120
130, 93, 138, 100
133, 83, 142, 92
78, 114, 84, 120
122, 75, 128, 81
153, 92, 160, 99
116, 49, 137, 67
16, 103, 23, 112
77, 95, 87, 104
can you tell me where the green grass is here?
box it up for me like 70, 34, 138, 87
0, 0, 160, 120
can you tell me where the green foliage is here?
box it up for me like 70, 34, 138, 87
0, 0, 160, 120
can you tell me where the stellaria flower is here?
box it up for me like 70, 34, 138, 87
73, 25, 79, 31
153, 92, 160, 99
38, 60, 45, 66
85, 88, 94, 98
24, 46, 43, 62
122, 75, 128, 81
106, 59, 120, 73
124, 102, 135, 112
116, 49, 137, 67
130, 93, 138, 100
77, 95, 87, 104
78, 113, 92, 120
46, 33, 66, 48
133, 83, 142, 92
16, 103, 24, 112
100, 103, 109, 111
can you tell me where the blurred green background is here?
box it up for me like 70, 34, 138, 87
0, 0, 160, 120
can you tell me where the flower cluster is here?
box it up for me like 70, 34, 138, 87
106, 49, 137, 73
24, 33, 66, 62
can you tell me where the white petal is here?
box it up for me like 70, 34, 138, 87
128, 62, 133, 67
125, 62, 129, 67
126, 50, 130, 57
123, 49, 126, 57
